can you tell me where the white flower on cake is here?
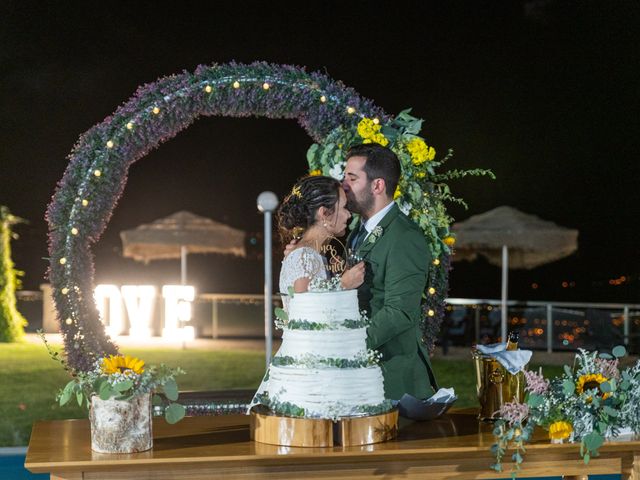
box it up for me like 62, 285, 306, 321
308, 275, 344, 292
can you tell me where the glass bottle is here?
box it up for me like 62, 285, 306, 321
506, 330, 519, 351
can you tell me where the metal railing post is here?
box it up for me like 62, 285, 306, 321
546, 303, 553, 353
623, 305, 630, 346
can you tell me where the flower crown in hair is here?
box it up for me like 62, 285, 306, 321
291, 226, 305, 240
291, 185, 302, 199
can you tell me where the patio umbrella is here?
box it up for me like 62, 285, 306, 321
451, 206, 578, 341
120, 210, 246, 285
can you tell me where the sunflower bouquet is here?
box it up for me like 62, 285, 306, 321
491, 346, 640, 475
58, 353, 186, 424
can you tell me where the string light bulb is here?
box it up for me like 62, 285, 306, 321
373, 118, 380, 125
320, 95, 327, 103
59, 257, 67, 265
433, 258, 441, 266
65, 318, 73, 325
428, 287, 436, 295
126, 122, 134, 130
152, 106, 160, 115
71, 227, 78, 236
346, 106, 356, 114
106, 140, 114, 149
233, 81, 240, 89
61, 287, 69, 295
81, 199, 89, 207
94, 169, 101, 177
262, 82, 270, 90
428, 309, 435, 317
204, 85, 212, 93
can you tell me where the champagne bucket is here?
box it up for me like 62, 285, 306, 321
472, 349, 526, 422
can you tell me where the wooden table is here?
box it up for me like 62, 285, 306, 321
25, 411, 640, 479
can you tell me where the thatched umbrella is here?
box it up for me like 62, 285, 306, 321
452, 206, 578, 341
120, 211, 246, 284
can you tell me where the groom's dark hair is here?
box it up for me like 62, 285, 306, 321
346, 144, 400, 198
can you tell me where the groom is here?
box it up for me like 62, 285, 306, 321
343, 143, 438, 401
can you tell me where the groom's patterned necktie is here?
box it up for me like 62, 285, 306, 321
351, 224, 367, 250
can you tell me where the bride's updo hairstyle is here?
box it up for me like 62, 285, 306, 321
277, 175, 342, 243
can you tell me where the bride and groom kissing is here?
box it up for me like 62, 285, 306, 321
278, 143, 438, 402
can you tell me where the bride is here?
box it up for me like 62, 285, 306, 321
249, 175, 364, 411
277, 175, 365, 308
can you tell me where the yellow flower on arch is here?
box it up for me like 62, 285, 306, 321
443, 236, 456, 246
357, 117, 381, 140
393, 186, 402, 200
549, 421, 573, 441
101, 355, 145, 375
309, 169, 322, 176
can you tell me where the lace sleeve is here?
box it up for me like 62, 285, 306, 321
279, 247, 327, 293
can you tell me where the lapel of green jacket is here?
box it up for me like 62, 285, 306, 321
357, 203, 400, 258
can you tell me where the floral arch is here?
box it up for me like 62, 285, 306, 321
47, 61, 487, 373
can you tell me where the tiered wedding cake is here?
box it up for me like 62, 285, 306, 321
262, 288, 390, 419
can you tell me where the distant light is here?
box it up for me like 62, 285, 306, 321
427, 309, 435, 317
562, 281, 568, 288
59, 257, 67, 265
428, 287, 436, 295
262, 82, 270, 90
82, 199, 89, 206
433, 258, 440, 266
233, 81, 240, 89
531, 282, 539, 289
204, 85, 212, 93
71, 227, 78, 236
346, 106, 356, 114
126, 122, 134, 130
106, 140, 114, 149
320, 95, 327, 103
152, 106, 160, 115
94, 169, 101, 177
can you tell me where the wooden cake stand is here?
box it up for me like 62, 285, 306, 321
250, 406, 398, 447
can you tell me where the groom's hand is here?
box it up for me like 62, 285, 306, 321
283, 239, 298, 258
341, 261, 365, 290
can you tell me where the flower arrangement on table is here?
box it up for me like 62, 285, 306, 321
60, 354, 186, 424
491, 346, 640, 476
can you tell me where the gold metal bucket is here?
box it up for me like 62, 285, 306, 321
472, 349, 527, 422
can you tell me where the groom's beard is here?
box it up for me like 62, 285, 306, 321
346, 189, 374, 219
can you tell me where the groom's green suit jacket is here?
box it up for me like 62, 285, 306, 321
349, 203, 438, 400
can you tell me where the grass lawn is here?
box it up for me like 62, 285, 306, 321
0, 342, 563, 447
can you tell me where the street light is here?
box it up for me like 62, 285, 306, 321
257, 191, 278, 370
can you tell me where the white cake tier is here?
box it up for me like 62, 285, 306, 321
277, 328, 367, 359
268, 365, 385, 418
287, 289, 360, 325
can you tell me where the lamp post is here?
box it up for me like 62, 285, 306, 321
257, 191, 278, 370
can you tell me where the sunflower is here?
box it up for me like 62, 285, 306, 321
101, 355, 145, 375
576, 373, 610, 401
549, 421, 573, 441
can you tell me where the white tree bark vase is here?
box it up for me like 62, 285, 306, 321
89, 394, 153, 453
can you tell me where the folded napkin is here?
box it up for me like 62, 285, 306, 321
396, 387, 457, 421
475, 343, 532, 375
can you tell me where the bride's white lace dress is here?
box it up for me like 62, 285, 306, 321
248, 247, 328, 411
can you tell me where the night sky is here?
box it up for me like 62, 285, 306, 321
1, 1, 639, 302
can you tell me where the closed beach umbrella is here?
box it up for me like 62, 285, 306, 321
120, 210, 246, 284
452, 206, 578, 341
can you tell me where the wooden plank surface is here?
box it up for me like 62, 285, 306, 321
25, 411, 640, 479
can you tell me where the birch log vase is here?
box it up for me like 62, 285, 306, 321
89, 393, 153, 453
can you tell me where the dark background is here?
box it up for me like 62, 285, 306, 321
1, 0, 639, 302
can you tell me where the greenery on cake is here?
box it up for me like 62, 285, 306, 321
272, 349, 382, 369
285, 314, 369, 331
257, 392, 394, 420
